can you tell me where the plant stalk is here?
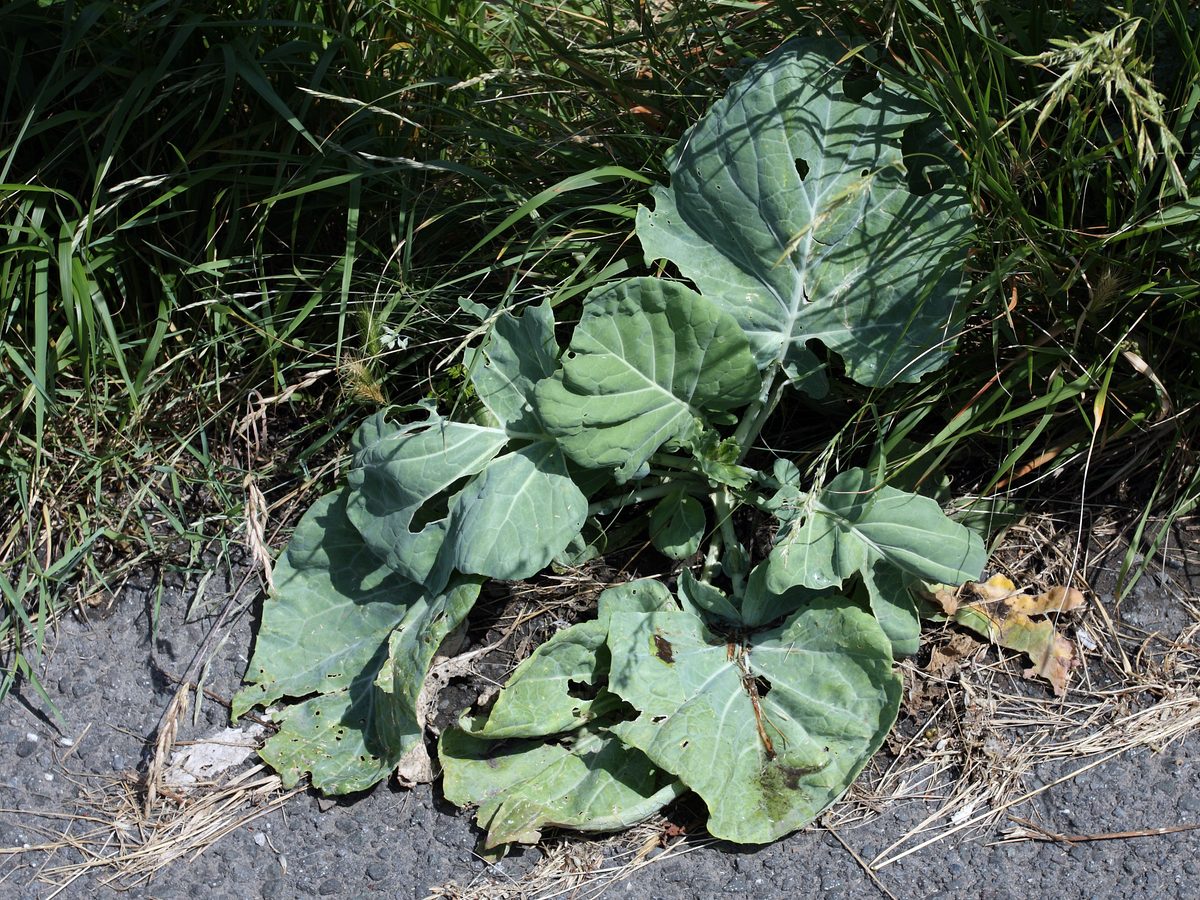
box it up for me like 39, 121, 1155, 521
587, 480, 683, 517
734, 367, 787, 464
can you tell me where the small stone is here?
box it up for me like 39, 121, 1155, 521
318, 878, 341, 895
367, 862, 388, 881
254, 832, 268, 847
14, 741, 36, 759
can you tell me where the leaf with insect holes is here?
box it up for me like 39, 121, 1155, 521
466, 300, 558, 433
347, 416, 586, 592
637, 38, 973, 393
605, 595, 900, 844
346, 302, 584, 591
236, 489, 482, 793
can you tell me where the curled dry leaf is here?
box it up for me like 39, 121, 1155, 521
927, 575, 1086, 697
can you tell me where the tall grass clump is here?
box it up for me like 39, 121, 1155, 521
0, 0, 787, 698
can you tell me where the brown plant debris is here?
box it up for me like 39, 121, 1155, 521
928, 575, 1087, 696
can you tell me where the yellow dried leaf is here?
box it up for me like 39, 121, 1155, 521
1008, 585, 1086, 616
947, 577, 1086, 697
970, 573, 1017, 601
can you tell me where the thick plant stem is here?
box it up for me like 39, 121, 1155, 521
701, 530, 723, 583
711, 486, 747, 595
734, 368, 786, 464
587, 480, 682, 517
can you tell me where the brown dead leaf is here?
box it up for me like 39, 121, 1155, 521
903, 633, 985, 716
943, 575, 1087, 697
927, 632, 985, 679
932, 587, 959, 615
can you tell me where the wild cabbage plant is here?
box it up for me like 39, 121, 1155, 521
234, 39, 985, 846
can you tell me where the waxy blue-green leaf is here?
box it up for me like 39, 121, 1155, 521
348, 412, 586, 589
739, 561, 826, 629
606, 598, 901, 843
855, 485, 986, 585
440, 725, 685, 849
649, 490, 705, 560
235, 489, 483, 793
257, 576, 480, 794
637, 39, 973, 393
765, 468, 874, 594
257, 666, 399, 794
466, 579, 677, 739
534, 278, 759, 482
374, 575, 482, 734
347, 413, 506, 585
466, 300, 557, 433
860, 555, 921, 658
232, 489, 420, 720
767, 469, 984, 596
445, 441, 587, 579
676, 568, 741, 624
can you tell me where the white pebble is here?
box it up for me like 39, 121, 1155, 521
43, 773, 53, 782
254, 832, 267, 847
25, 732, 38, 743
58, 737, 74, 747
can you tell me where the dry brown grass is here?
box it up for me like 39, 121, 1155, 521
0, 762, 299, 895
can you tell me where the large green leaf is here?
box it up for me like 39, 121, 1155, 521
347, 412, 586, 588
445, 440, 587, 578
235, 490, 483, 793
256, 577, 480, 794
347, 413, 506, 584
637, 39, 973, 393
859, 555, 921, 658
855, 485, 986, 584
606, 598, 901, 843
440, 725, 685, 849
766, 468, 873, 593
464, 622, 614, 739
649, 489, 705, 560
232, 489, 421, 719
345, 301, 584, 587
534, 278, 759, 482
257, 666, 398, 794
767, 469, 985, 596
466, 300, 557, 433
466, 579, 678, 739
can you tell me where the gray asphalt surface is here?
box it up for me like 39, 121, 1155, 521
1, 544, 1198, 899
